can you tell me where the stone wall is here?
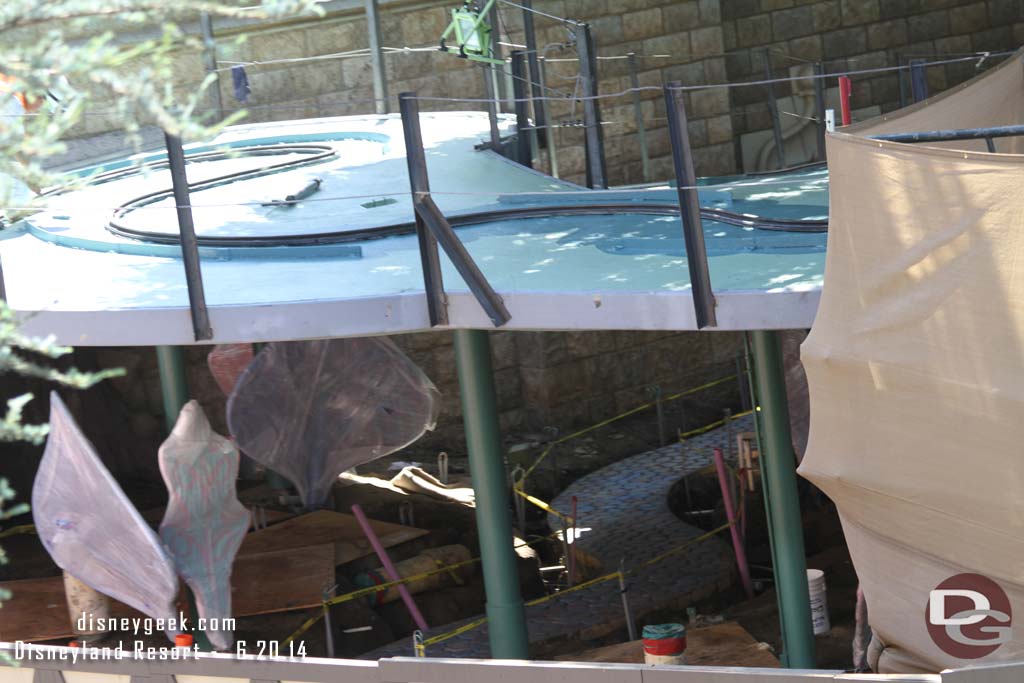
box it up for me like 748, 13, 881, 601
77, 330, 745, 470
66, 0, 1023, 178
720, 0, 1023, 168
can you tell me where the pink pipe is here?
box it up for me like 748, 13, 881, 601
838, 76, 852, 126
713, 448, 755, 599
351, 504, 429, 631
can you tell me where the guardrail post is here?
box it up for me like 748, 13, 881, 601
399, 93, 448, 326
520, 0, 547, 148
762, 48, 786, 168
454, 328, 530, 658
750, 330, 816, 669
511, 51, 533, 169
628, 52, 651, 182
663, 83, 716, 329
198, 13, 224, 120
164, 131, 213, 341
575, 22, 607, 189
910, 58, 929, 103
365, 0, 389, 114
813, 62, 826, 161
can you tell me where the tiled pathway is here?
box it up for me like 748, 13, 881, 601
364, 416, 751, 659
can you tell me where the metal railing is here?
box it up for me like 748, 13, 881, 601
5, 642, 1023, 683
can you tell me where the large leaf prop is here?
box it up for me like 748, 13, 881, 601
158, 401, 250, 651
227, 338, 440, 508
207, 344, 254, 396
32, 393, 180, 637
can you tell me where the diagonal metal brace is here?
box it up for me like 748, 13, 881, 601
413, 194, 510, 327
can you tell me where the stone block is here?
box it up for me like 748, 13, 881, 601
949, 2, 990, 33
305, 20, 365, 56
812, 0, 842, 31
690, 87, 730, 117
664, 2, 701, 30
494, 367, 523, 411
788, 34, 823, 60
761, 0, 795, 9
590, 15, 625, 44
867, 18, 908, 49
692, 141, 736, 176
706, 113, 733, 143
988, 0, 1022, 25
699, 0, 722, 24
908, 9, 950, 42
841, 0, 879, 25
736, 15, 773, 46
704, 56, 728, 82
691, 26, 725, 55
970, 25, 1013, 51
642, 33, 691, 61
721, 0, 762, 20
771, 6, 816, 40
822, 26, 867, 58
623, 8, 664, 41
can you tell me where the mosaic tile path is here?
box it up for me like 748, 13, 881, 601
363, 416, 752, 659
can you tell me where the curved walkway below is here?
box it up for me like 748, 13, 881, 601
364, 416, 751, 659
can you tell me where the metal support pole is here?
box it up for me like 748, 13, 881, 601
365, 0, 389, 114
749, 330, 816, 669
483, 65, 503, 151
198, 13, 224, 120
575, 23, 607, 189
618, 559, 637, 640
488, 1, 504, 105
164, 132, 213, 341
538, 57, 559, 178
399, 93, 448, 326
909, 58, 929, 103
511, 51, 532, 169
454, 329, 530, 658
664, 83, 716, 329
628, 53, 651, 183
813, 62, 826, 162
156, 346, 189, 434
762, 48, 785, 169
520, 0, 547, 148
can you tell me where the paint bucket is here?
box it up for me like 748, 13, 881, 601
807, 569, 831, 635
63, 571, 110, 643
642, 623, 687, 665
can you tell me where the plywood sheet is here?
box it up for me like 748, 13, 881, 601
237, 510, 427, 566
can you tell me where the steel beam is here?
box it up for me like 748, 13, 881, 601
519, 0, 547, 148
909, 58, 929, 103
813, 62, 826, 162
574, 23, 607, 189
398, 93, 448, 326
198, 13, 224, 120
664, 83, 716, 329
510, 51, 533, 169
749, 330, 816, 669
762, 48, 786, 169
454, 328, 529, 658
365, 0, 389, 114
164, 132, 213, 341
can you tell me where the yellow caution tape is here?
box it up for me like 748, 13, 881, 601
678, 408, 754, 440
512, 487, 574, 524
523, 375, 738, 482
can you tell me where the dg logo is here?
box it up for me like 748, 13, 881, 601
926, 573, 1012, 659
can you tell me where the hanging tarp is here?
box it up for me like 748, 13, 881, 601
32, 393, 180, 638
158, 401, 250, 651
800, 52, 1024, 672
226, 338, 440, 508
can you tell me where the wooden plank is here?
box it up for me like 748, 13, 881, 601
231, 543, 334, 616
1, 544, 335, 640
555, 622, 780, 668
237, 510, 428, 566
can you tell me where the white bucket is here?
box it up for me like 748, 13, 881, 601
806, 569, 830, 635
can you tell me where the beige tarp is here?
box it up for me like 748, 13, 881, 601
799, 53, 1024, 673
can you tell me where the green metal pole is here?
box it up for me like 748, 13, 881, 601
749, 330, 816, 669
453, 329, 529, 659
156, 346, 189, 433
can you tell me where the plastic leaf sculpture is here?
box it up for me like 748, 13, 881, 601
207, 344, 254, 397
32, 393, 180, 638
158, 401, 250, 651
227, 338, 440, 508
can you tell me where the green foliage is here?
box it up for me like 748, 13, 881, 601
0, 0, 323, 209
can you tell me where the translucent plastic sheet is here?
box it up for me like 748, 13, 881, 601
207, 344, 254, 396
32, 393, 180, 637
158, 401, 250, 651
227, 338, 440, 508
